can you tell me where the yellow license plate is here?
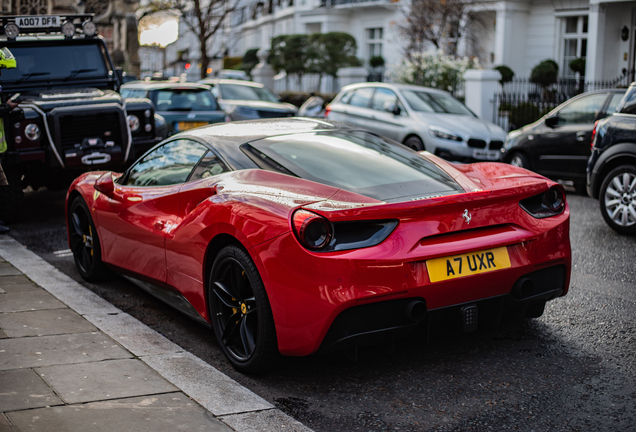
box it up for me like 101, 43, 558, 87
426, 246, 511, 283
177, 121, 208, 131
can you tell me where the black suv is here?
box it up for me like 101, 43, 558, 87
0, 15, 160, 222
587, 82, 636, 234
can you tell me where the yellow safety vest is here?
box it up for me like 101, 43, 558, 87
0, 118, 6, 154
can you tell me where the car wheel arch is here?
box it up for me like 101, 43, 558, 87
203, 234, 246, 290
506, 151, 531, 169
592, 143, 636, 197
403, 134, 425, 151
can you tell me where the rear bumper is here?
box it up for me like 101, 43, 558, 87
317, 264, 566, 355
251, 212, 571, 357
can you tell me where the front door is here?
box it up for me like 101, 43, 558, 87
94, 139, 208, 284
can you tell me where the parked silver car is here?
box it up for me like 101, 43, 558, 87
327, 83, 507, 161
198, 78, 297, 121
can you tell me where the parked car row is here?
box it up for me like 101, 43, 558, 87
120, 79, 298, 140
120, 76, 634, 235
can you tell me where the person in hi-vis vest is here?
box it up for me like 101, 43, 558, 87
0, 47, 19, 234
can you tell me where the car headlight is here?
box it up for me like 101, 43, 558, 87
154, 114, 166, 128
429, 126, 463, 142
24, 123, 41, 141
505, 129, 523, 149
127, 114, 140, 132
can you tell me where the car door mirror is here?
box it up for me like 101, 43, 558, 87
383, 101, 401, 116
95, 172, 115, 196
545, 115, 559, 128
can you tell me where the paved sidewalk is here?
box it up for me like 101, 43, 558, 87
0, 235, 312, 432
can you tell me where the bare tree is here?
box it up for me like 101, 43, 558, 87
140, 0, 239, 79
400, 0, 481, 58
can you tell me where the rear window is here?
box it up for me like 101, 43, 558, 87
218, 84, 279, 102
243, 131, 463, 202
152, 89, 219, 111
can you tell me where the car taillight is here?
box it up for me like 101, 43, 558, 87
591, 120, 598, 149
292, 209, 332, 250
324, 104, 331, 118
519, 185, 566, 218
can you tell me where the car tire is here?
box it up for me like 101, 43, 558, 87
69, 196, 109, 281
404, 136, 425, 151
0, 165, 23, 223
508, 152, 530, 169
208, 245, 279, 373
599, 165, 636, 235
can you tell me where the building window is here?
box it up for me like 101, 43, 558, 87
18, 0, 49, 14
367, 27, 383, 60
562, 16, 587, 78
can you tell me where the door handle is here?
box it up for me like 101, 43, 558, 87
575, 132, 587, 141
154, 221, 165, 230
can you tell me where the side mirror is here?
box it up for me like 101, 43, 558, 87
545, 115, 559, 128
95, 172, 115, 196
383, 101, 401, 116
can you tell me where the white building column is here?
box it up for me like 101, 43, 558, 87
586, 3, 607, 82
251, 49, 276, 90
463, 69, 502, 122
493, 2, 528, 75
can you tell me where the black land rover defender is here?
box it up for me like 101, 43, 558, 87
587, 82, 636, 235
0, 14, 161, 222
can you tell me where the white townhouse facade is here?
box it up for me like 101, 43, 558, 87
472, 0, 635, 82
158, 0, 634, 85
228, 0, 405, 69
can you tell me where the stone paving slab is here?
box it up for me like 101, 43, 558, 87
0, 290, 67, 313
0, 262, 21, 277
84, 312, 184, 357
141, 352, 273, 416
0, 414, 12, 432
36, 358, 179, 404
0, 368, 63, 411
0, 239, 119, 315
7, 393, 234, 432
0, 309, 97, 338
0, 332, 131, 371
221, 410, 314, 432
0, 275, 42, 293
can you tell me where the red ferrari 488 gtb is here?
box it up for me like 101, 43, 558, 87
66, 119, 571, 372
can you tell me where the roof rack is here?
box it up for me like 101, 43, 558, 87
0, 14, 97, 40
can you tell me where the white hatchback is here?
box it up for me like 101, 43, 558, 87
327, 83, 507, 162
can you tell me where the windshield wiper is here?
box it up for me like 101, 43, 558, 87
64, 69, 97, 81
15, 72, 50, 84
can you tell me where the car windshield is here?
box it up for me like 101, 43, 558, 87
244, 131, 463, 202
402, 90, 475, 116
219, 83, 279, 103
0, 45, 109, 83
152, 89, 219, 111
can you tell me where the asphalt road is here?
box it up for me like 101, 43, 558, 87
6, 187, 636, 432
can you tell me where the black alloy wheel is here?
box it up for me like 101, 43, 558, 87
405, 136, 425, 151
69, 197, 109, 281
209, 245, 278, 373
599, 165, 636, 235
